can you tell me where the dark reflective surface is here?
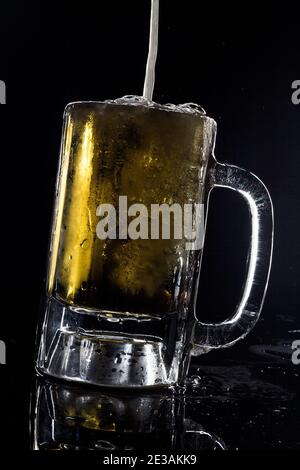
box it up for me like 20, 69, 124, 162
30, 376, 226, 451
186, 339, 300, 450
30, 333, 300, 451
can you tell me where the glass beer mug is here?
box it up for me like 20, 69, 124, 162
36, 96, 273, 388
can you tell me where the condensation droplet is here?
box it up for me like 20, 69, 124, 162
114, 353, 122, 364
81, 281, 87, 291
80, 238, 88, 248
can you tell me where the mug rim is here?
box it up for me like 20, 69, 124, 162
64, 99, 217, 129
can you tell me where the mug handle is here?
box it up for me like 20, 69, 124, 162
192, 160, 274, 355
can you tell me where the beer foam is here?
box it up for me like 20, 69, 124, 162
105, 95, 206, 116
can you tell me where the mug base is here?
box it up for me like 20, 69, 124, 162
36, 296, 183, 388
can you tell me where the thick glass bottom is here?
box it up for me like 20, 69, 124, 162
36, 296, 189, 388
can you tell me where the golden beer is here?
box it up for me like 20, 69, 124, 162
48, 99, 213, 315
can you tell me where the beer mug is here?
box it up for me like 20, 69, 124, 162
36, 96, 273, 388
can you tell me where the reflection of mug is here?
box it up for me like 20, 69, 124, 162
30, 377, 225, 451
36, 96, 273, 387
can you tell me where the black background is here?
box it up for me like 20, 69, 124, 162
0, 0, 299, 456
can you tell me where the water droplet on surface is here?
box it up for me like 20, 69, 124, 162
187, 375, 202, 387
93, 440, 117, 450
